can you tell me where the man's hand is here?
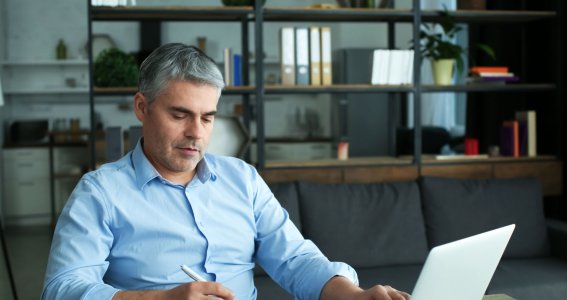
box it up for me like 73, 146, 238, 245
113, 281, 235, 300
357, 285, 411, 300
321, 276, 410, 300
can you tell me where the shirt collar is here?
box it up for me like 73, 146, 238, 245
131, 139, 217, 189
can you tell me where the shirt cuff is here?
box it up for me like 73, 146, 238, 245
314, 262, 359, 300
83, 283, 120, 300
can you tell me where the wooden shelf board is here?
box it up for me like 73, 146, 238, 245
263, 155, 559, 169
5, 88, 89, 95
93, 86, 255, 96
91, 6, 254, 21
421, 155, 558, 165
264, 156, 414, 169
422, 83, 556, 93
91, 6, 555, 23
265, 84, 415, 94
262, 8, 555, 23
0, 60, 88, 66
94, 86, 137, 96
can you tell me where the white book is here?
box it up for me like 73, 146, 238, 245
379, 50, 391, 85
280, 27, 296, 85
371, 49, 388, 85
224, 48, 233, 86
0, 74, 4, 106
389, 50, 404, 85
371, 49, 381, 85
515, 110, 537, 157
406, 49, 415, 85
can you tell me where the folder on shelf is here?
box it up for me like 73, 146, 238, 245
223, 48, 233, 86
320, 26, 333, 85
515, 110, 537, 157
280, 27, 296, 85
295, 27, 310, 85
309, 26, 322, 86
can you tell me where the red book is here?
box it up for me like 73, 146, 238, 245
470, 66, 509, 74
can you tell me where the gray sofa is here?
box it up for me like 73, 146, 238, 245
255, 176, 567, 300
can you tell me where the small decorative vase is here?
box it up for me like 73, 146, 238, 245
431, 59, 455, 85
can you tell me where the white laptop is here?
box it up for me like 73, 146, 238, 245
411, 224, 515, 300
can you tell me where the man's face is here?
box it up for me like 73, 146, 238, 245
134, 80, 219, 183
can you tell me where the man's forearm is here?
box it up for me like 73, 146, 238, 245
113, 290, 166, 300
320, 276, 411, 300
320, 276, 363, 300
112, 282, 234, 300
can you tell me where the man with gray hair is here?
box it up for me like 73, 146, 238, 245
42, 43, 409, 300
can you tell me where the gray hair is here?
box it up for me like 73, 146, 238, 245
138, 43, 225, 104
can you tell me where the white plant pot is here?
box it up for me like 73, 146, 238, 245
431, 59, 455, 85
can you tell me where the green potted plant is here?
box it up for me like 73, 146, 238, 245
418, 7, 495, 85
93, 48, 138, 87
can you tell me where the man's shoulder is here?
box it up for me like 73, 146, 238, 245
82, 154, 134, 183
204, 153, 257, 177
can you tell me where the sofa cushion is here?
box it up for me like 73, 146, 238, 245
254, 274, 293, 300
420, 176, 550, 258
298, 181, 429, 268
487, 258, 567, 300
269, 182, 302, 232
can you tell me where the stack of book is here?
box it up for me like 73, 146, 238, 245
500, 110, 537, 157
468, 66, 519, 85
279, 26, 333, 86
370, 49, 414, 85
223, 48, 242, 87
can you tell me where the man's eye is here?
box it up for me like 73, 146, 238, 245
172, 114, 184, 120
202, 117, 214, 123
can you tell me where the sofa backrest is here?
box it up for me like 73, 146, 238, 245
269, 182, 302, 232
296, 181, 429, 268
419, 176, 550, 259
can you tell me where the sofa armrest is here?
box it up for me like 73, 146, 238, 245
547, 219, 567, 260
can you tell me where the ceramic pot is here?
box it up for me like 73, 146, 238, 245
431, 59, 455, 85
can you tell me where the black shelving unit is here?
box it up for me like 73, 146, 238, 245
85, 0, 560, 173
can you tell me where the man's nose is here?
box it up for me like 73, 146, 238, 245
183, 118, 203, 139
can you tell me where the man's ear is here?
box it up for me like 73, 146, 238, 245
133, 92, 147, 122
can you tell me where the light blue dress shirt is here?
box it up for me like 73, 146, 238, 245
41, 141, 358, 300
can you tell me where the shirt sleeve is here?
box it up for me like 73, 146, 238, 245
41, 177, 119, 300
251, 171, 359, 300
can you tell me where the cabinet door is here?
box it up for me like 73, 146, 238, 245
2, 148, 51, 218
3, 178, 51, 216
3, 148, 49, 179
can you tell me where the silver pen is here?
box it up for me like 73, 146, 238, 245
180, 264, 207, 282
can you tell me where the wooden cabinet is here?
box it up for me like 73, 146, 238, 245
2, 148, 51, 223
